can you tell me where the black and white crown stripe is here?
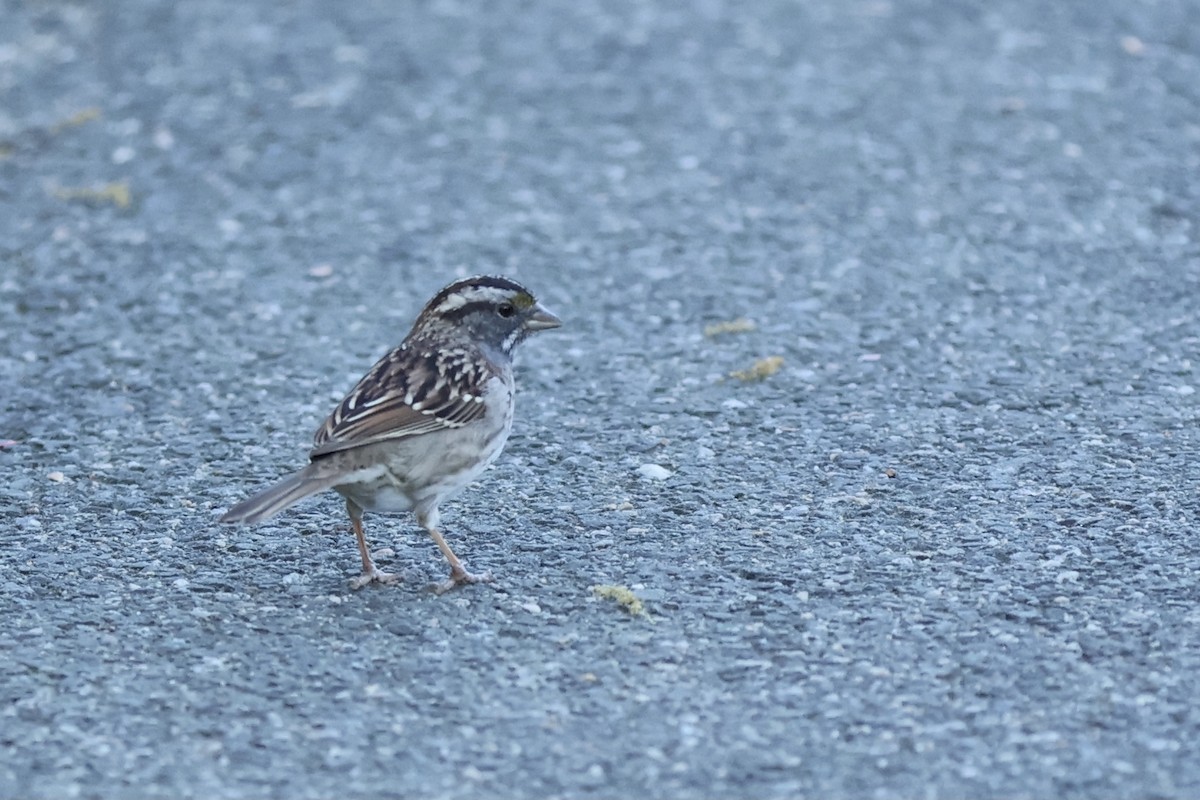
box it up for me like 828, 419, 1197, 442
424, 276, 535, 318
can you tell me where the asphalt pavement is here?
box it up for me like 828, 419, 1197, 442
2, 0, 1199, 797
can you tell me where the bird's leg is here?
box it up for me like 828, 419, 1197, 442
427, 526, 492, 594
346, 498, 398, 589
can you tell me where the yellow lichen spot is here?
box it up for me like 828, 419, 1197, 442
53, 181, 133, 210
53, 107, 102, 132
730, 355, 784, 382
704, 318, 756, 337
591, 584, 646, 617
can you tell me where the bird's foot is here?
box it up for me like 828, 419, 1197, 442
433, 565, 493, 595
349, 563, 400, 590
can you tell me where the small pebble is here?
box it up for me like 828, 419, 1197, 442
638, 464, 673, 481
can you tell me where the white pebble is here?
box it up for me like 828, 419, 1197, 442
638, 464, 673, 481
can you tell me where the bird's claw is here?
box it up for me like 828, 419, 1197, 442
349, 565, 400, 590
433, 566, 493, 595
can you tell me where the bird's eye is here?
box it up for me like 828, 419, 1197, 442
497, 303, 516, 318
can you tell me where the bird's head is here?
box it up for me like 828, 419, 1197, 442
410, 275, 561, 356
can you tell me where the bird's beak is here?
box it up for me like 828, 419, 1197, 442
525, 303, 562, 331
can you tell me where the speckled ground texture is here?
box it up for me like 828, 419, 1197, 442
2, 1, 1199, 798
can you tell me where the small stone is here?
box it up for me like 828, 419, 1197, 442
1120, 35, 1144, 56
638, 464, 673, 481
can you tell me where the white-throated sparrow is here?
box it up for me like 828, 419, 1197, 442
219, 275, 562, 592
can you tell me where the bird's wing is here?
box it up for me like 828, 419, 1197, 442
308, 343, 495, 459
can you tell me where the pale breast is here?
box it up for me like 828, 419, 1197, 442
335, 372, 515, 515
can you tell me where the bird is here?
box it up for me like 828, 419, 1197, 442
219, 275, 562, 592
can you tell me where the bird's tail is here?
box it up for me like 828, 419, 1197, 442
218, 466, 338, 524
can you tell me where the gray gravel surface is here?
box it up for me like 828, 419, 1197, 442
3, 1, 1200, 798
